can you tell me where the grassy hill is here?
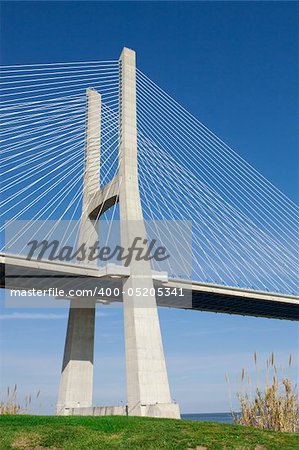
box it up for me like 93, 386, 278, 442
0, 415, 298, 450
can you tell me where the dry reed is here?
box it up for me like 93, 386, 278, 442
231, 353, 299, 432
0, 384, 41, 415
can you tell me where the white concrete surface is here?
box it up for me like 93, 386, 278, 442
64, 405, 127, 416
56, 300, 96, 414
56, 89, 101, 414
118, 47, 180, 418
2, 252, 298, 305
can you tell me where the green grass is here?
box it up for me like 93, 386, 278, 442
0, 415, 298, 450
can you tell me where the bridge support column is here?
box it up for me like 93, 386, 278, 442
56, 301, 96, 414
119, 48, 180, 418
57, 89, 101, 415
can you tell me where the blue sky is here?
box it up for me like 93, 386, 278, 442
0, 1, 298, 414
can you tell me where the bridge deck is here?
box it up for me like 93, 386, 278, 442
1, 253, 298, 321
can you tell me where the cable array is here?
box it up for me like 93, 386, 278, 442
136, 69, 298, 295
1, 58, 297, 296
0, 60, 120, 252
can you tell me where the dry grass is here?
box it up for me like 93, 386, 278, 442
11, 431, 42, 449
0, 385, 40, 415
231, 353, 299, 432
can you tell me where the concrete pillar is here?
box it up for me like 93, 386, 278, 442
79, 88, 101, 247
56, 89, 101, 415
56, 300, 96, 414
118, 47, 180, 418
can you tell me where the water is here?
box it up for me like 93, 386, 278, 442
181, 412, 234, 424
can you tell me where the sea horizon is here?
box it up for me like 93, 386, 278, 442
181, 412, 238, 424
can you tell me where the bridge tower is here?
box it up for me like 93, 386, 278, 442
56, 88, 101, 414
56, 48, 180, 419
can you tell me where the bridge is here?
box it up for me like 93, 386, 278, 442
1, 253, 298, 321
1, 48, 298, 418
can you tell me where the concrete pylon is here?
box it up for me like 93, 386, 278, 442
56, 89, 101, 414
118, 48, 180, 418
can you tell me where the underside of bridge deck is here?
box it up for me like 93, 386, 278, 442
1, 258, 298, 321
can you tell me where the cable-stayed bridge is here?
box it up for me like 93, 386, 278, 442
1, 48, 298, 418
